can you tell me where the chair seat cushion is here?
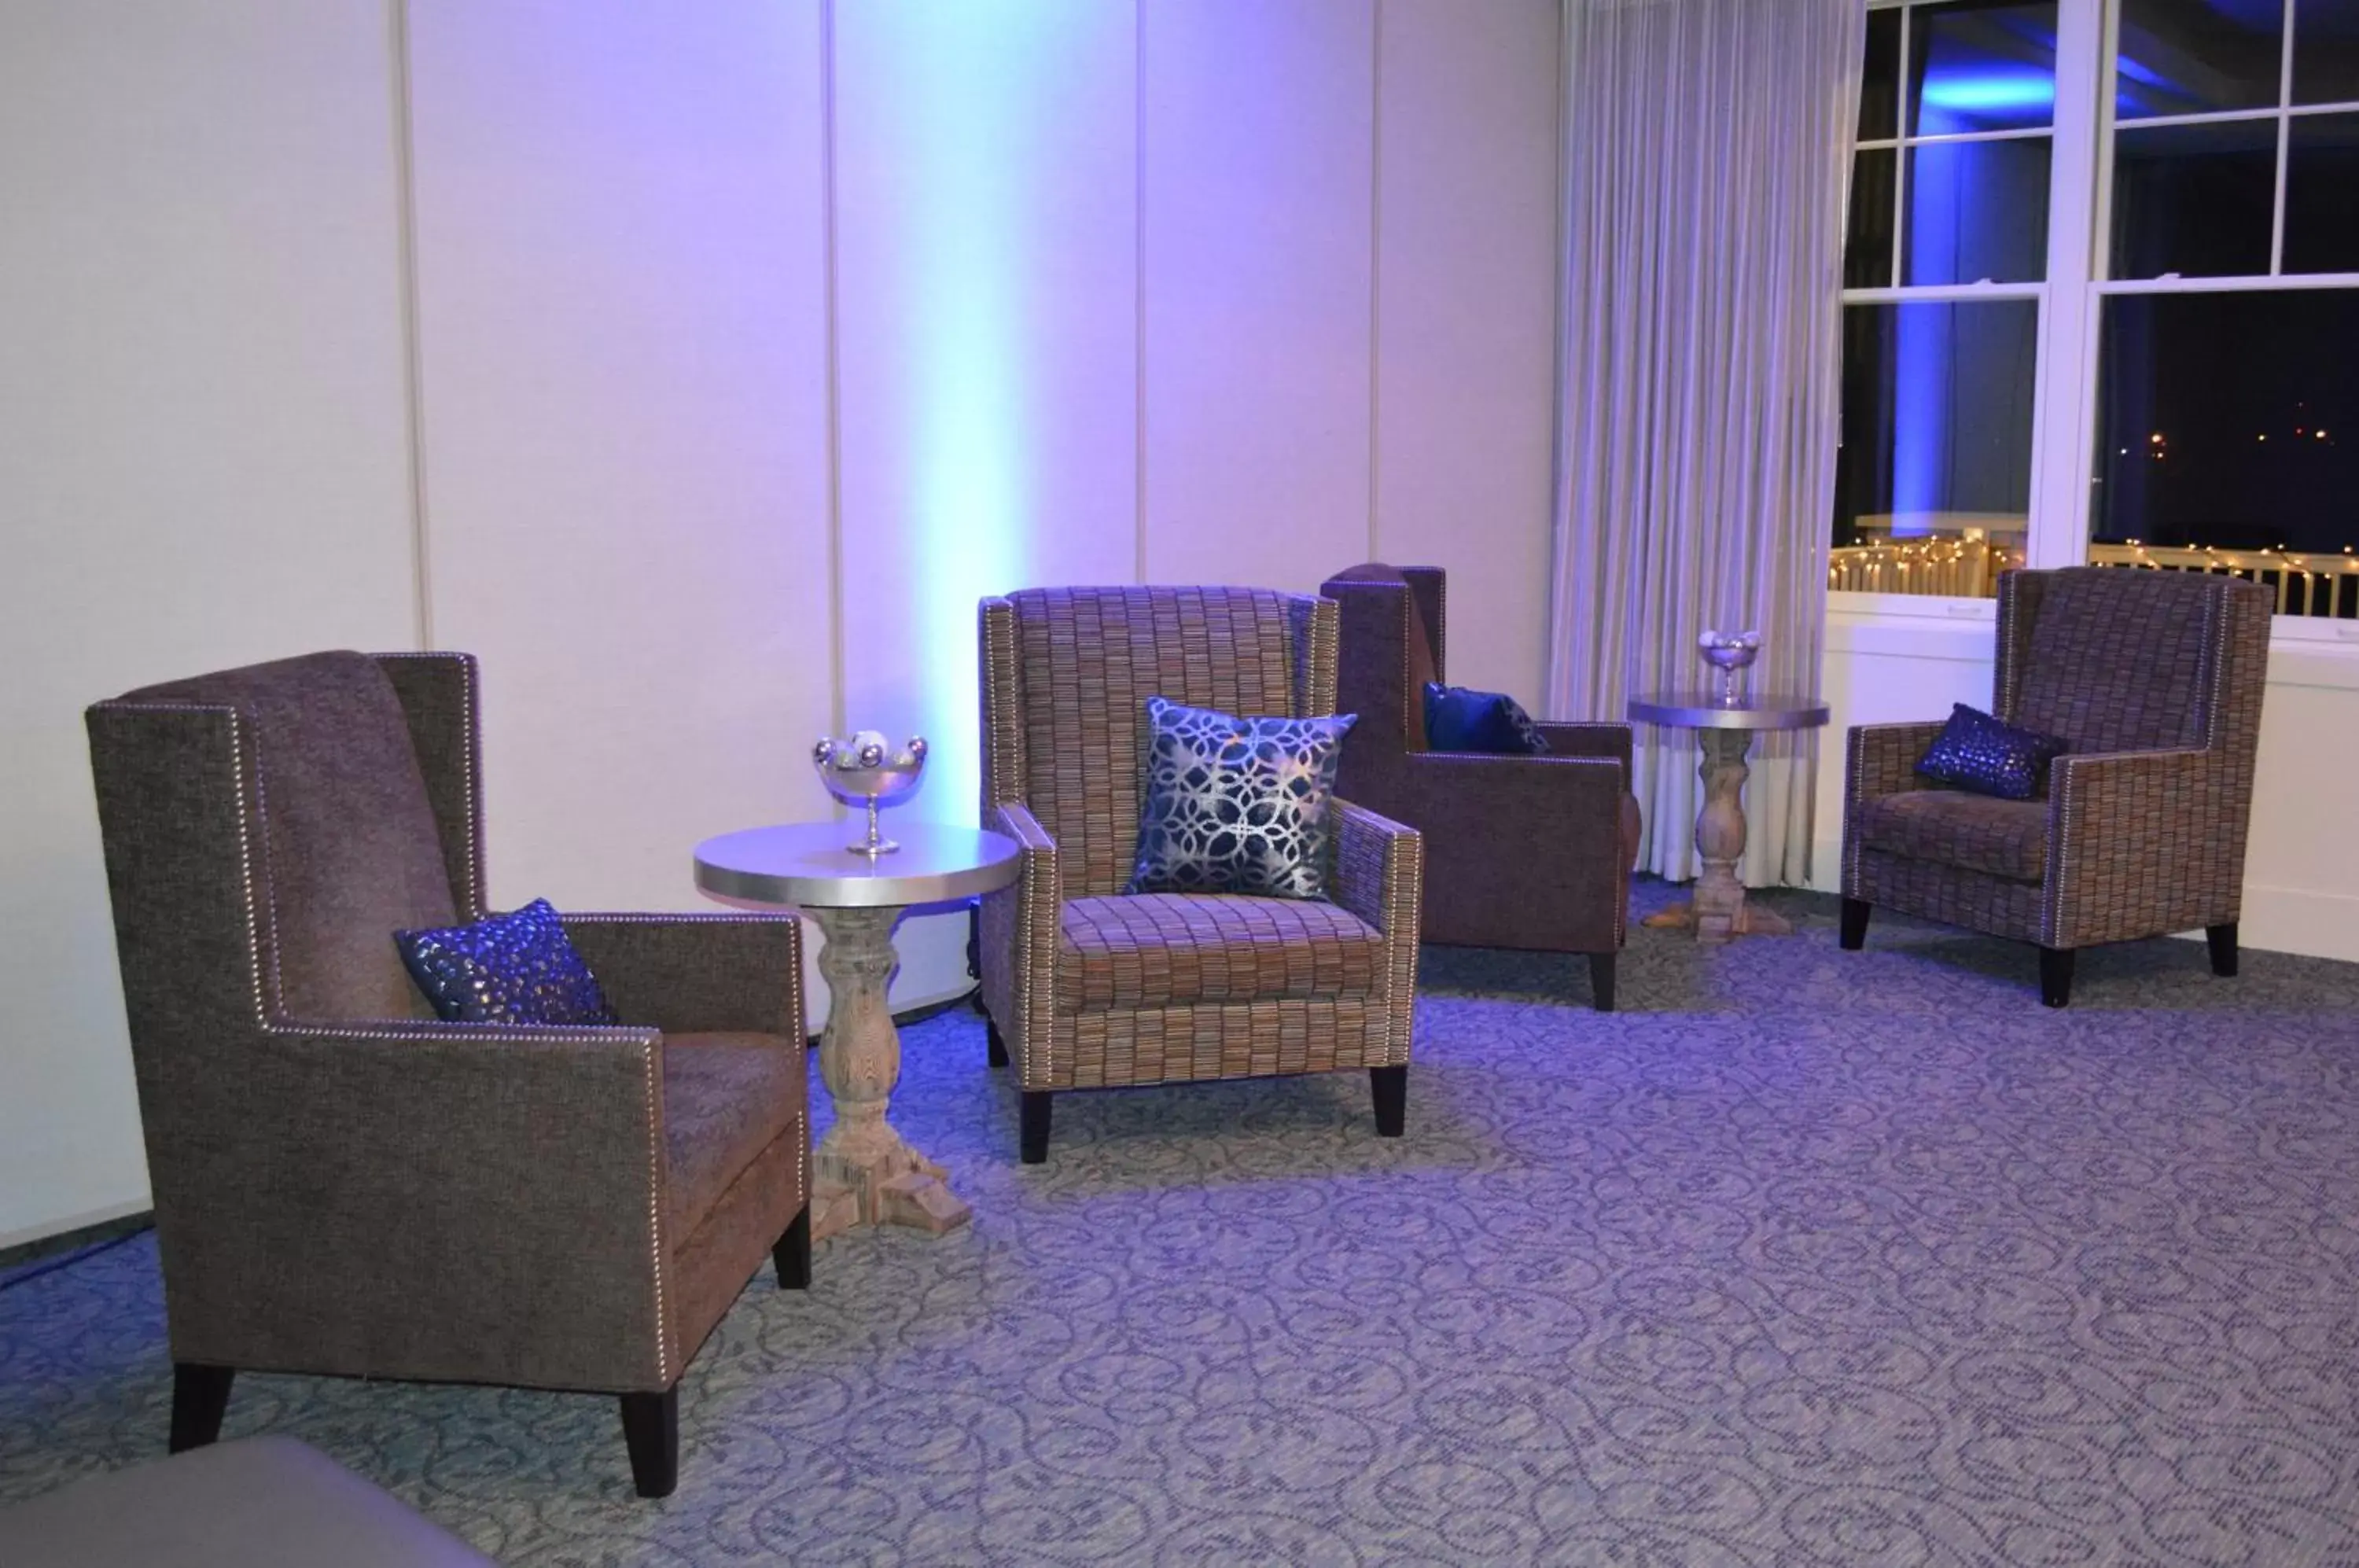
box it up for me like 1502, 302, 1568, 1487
663, 1032, 806, 1235
1058, 893, 1384, 1013
1857, 790, 2052, 883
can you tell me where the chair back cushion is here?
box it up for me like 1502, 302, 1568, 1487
122, 652, 458, 1020
998, 587, 1323, 897
2008, 569, 2221, 754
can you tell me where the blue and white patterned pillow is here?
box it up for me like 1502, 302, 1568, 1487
396, 898, 620, 1027
1126, 697, 1357, 901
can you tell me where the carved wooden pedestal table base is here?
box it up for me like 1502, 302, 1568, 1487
1627, 691, 1830, 947
694, 820, 1021, 1242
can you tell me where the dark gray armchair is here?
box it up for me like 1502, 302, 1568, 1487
1841, 568, 2271, 1007
85, 651, 811, 1498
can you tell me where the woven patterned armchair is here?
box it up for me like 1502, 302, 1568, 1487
977, 587, 1424, 1163
1841, 568, 2270, 1007
1320, 565, 1641, 1010
86, 652, 811, 1498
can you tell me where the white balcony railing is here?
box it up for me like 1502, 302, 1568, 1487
1830, 539, 2359, 617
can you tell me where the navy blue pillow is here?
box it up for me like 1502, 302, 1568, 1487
1423, 683, 1551, 756
1916, 704, 2069, 801
396, 898, 620, 1026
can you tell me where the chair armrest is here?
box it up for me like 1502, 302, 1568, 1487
1331, 801, 1422, 1062
1404, 749, 1628, 830
160, 1018, 683, 1392
2045, 747, 2236, 947
992, 798, 1062, 867
981, 801, 1062, 1082
1396, 752, 1632, 944
562, 912, 805, 1038
1330, 798, 1423, 940
1532, 721, 1632, 771
1845, 721, 1945, 807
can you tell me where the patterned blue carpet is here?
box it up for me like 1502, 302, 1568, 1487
8, 884, 2359, 1565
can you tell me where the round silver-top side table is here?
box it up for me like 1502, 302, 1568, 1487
694, 820, 1021, 1240
1626, 692, 1830, 944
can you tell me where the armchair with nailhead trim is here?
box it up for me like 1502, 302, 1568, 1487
1840, 568, 2271, 1007
84, 650, 811, 1499
976, 587, 1425, 1163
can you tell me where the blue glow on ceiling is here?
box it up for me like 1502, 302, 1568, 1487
1919, 70, 2057, 113
1912, 8, 2058, 134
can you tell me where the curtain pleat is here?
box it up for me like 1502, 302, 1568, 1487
1546, 0, 1864, 888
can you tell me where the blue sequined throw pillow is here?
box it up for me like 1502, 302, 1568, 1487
1127, 697, 1358, 900
396, 898, 620, 1026
1423, 683, 1551, 756
1916, 703, 2069, 801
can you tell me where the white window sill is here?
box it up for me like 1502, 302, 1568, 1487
1827, 591, 2359, 690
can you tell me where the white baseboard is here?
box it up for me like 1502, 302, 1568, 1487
2220, 885, 2359, 965
0, 1195, 150, 1256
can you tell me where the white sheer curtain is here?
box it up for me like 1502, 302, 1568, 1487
1544, 0, 1863, 889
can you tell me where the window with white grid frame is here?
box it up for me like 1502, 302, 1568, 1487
1833, 2, 2055, 602
2091, 0, 2359, 617
1830, 0, 2359, 620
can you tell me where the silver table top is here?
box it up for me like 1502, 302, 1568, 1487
694, 820, 1021, 911
1627, 691, 1831, 731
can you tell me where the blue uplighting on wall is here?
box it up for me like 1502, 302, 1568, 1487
882, 2, 1079, 821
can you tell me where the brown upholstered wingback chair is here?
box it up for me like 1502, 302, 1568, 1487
1319, 566, 1640, 1010
1841, 568, 2271, 1007
976, 587, 1424, 1163
84, 651, 811, 1499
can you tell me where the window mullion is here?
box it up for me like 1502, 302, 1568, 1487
2272, 0, 2295, 274
1891, 4, 1912, 288
2027, 0, 2107, 572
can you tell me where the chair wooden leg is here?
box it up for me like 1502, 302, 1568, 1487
1371, 1065, 1407, 1137
619, 1387, 679, 1499
2039, 946, 2076, 1009
2207, 922, 2239, 978
168, 1363, 234, 1454
1588, 952, 1617, 1014
986, 1018, 1009, 1069
773, 1202, 810, 1290
1839, 898, 1871, 951
1020, 1091, 1052, 1165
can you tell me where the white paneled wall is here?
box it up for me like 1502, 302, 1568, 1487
405, 0, 841, 915
0, 0, 1567, 1246
0, 1, 421, 1246
1372, 0, 1561, 698
1143, 0, 1378, 588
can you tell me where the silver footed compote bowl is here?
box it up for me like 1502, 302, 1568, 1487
1698, 629, 1761, 706
812, 731, 928, 858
